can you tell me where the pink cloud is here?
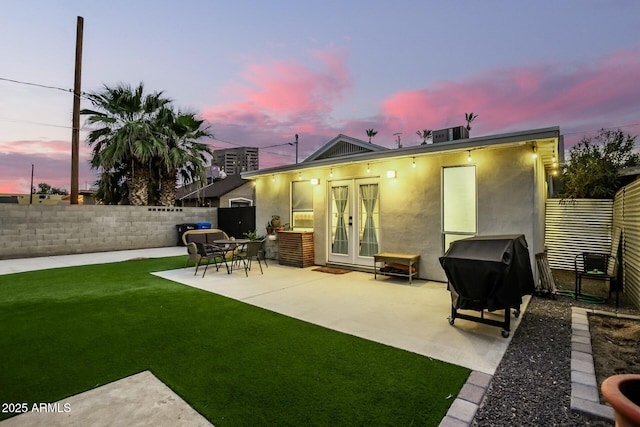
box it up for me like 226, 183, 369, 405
238, 48, 351, 118
379, 47, 640, 145
203, 47, 351, 134
202, 45, 640, 168
0, 140, 95, 194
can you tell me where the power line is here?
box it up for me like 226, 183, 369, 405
0, 76, 90, 100
0, 117, 73, 129
562, 122, 640, 136
0, 76, 73, 94
210, 136, 295, 158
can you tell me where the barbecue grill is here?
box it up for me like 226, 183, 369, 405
439, 234, 535, 337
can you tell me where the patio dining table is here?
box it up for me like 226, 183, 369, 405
213, 239, 250, 273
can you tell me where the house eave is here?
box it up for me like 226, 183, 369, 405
242, 126, 561, 179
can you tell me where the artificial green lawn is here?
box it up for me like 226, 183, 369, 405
0, 256, 470, 426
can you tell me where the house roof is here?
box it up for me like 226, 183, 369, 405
241, 127, 563, 179
303, 134, 388, 162
177, 174, 249, 200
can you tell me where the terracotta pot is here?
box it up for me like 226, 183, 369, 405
602, 374, 640, 427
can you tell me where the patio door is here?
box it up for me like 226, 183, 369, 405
328, 178, 379, 266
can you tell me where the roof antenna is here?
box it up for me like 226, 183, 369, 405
394, 132, 402, 148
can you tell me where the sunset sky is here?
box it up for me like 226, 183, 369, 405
1, 0, 640, 193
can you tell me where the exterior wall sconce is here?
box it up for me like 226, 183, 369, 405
329, 168, 333, 178
310, 178, 320, 185
532, 145, 538, 159
298, 172, 302, 180
467, 150, 472, 162
386, 170, 397, 179
367, 163, 370, 173
412, 157, 416, 168
271, 174, 275, 182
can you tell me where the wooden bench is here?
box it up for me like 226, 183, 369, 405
373, 252, 420, 284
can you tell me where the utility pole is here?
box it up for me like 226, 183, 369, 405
70, 16, 84, 204
294, 134, 299, 164
29, 164, 34, 204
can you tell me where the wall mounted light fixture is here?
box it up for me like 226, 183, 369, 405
412, 157, 416, 168
367, 163, 370, 173
329, 168, 333, 178
532, 145, 538, 159
467, 150, 472, 162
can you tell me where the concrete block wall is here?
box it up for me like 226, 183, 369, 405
0, 204, 217, 259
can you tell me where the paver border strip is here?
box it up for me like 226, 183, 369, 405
569, 306, 640, 421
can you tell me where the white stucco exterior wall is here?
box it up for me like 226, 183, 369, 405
252, 143, 547, 284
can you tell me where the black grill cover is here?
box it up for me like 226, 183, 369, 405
439, 234, 535, 311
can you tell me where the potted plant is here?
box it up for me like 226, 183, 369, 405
243, 230, 265, 241
602, 374, 640, 427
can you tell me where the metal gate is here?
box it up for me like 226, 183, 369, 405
217, 206, 256, 238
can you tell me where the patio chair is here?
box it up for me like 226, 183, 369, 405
233, 240, 265, 276
194, 242, 230, 277
183, 229, 229, 268
574, 252, 619, 306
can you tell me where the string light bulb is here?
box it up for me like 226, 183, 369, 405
412, 157, 416, 168
467, 150, 472, 162
367, 163, 370, 173
329, 168, 333, 178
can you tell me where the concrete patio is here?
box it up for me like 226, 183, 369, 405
155, 258, 529, 375
0, 247, 530, 426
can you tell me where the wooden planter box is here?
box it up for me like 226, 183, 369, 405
278, 231, 314, 268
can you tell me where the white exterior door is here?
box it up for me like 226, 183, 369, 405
328, 178, 379, 266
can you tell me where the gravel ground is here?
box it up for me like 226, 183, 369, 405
472, 272, 637, 427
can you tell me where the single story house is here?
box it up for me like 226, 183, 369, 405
242, 126, 562, 283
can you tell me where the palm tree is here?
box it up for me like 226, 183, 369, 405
81, 83, 171, 205
416, 129, 432, 145
365, 128, 378, 143
153, 107, 213, 206
464, 112, 478, 132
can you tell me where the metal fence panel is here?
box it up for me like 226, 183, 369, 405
615, 184, 640, 310
545, 199, 613, 270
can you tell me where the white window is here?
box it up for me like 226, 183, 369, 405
229, 197, 252, 207
442, 165, 477, 250
291, 181, 313, 230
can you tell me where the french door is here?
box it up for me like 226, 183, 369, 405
328, 178, 379, 266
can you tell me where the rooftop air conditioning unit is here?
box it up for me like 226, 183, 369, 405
432, 126, 469, 143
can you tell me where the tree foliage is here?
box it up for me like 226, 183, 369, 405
81, 83, 212, 206
416, 129, 432, 145
365, 128, 378, 143
464, 112, 478, 132
34, 183, 68, 195
561, 129, 639, 199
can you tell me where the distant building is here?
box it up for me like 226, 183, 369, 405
211, 147, 259, 176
